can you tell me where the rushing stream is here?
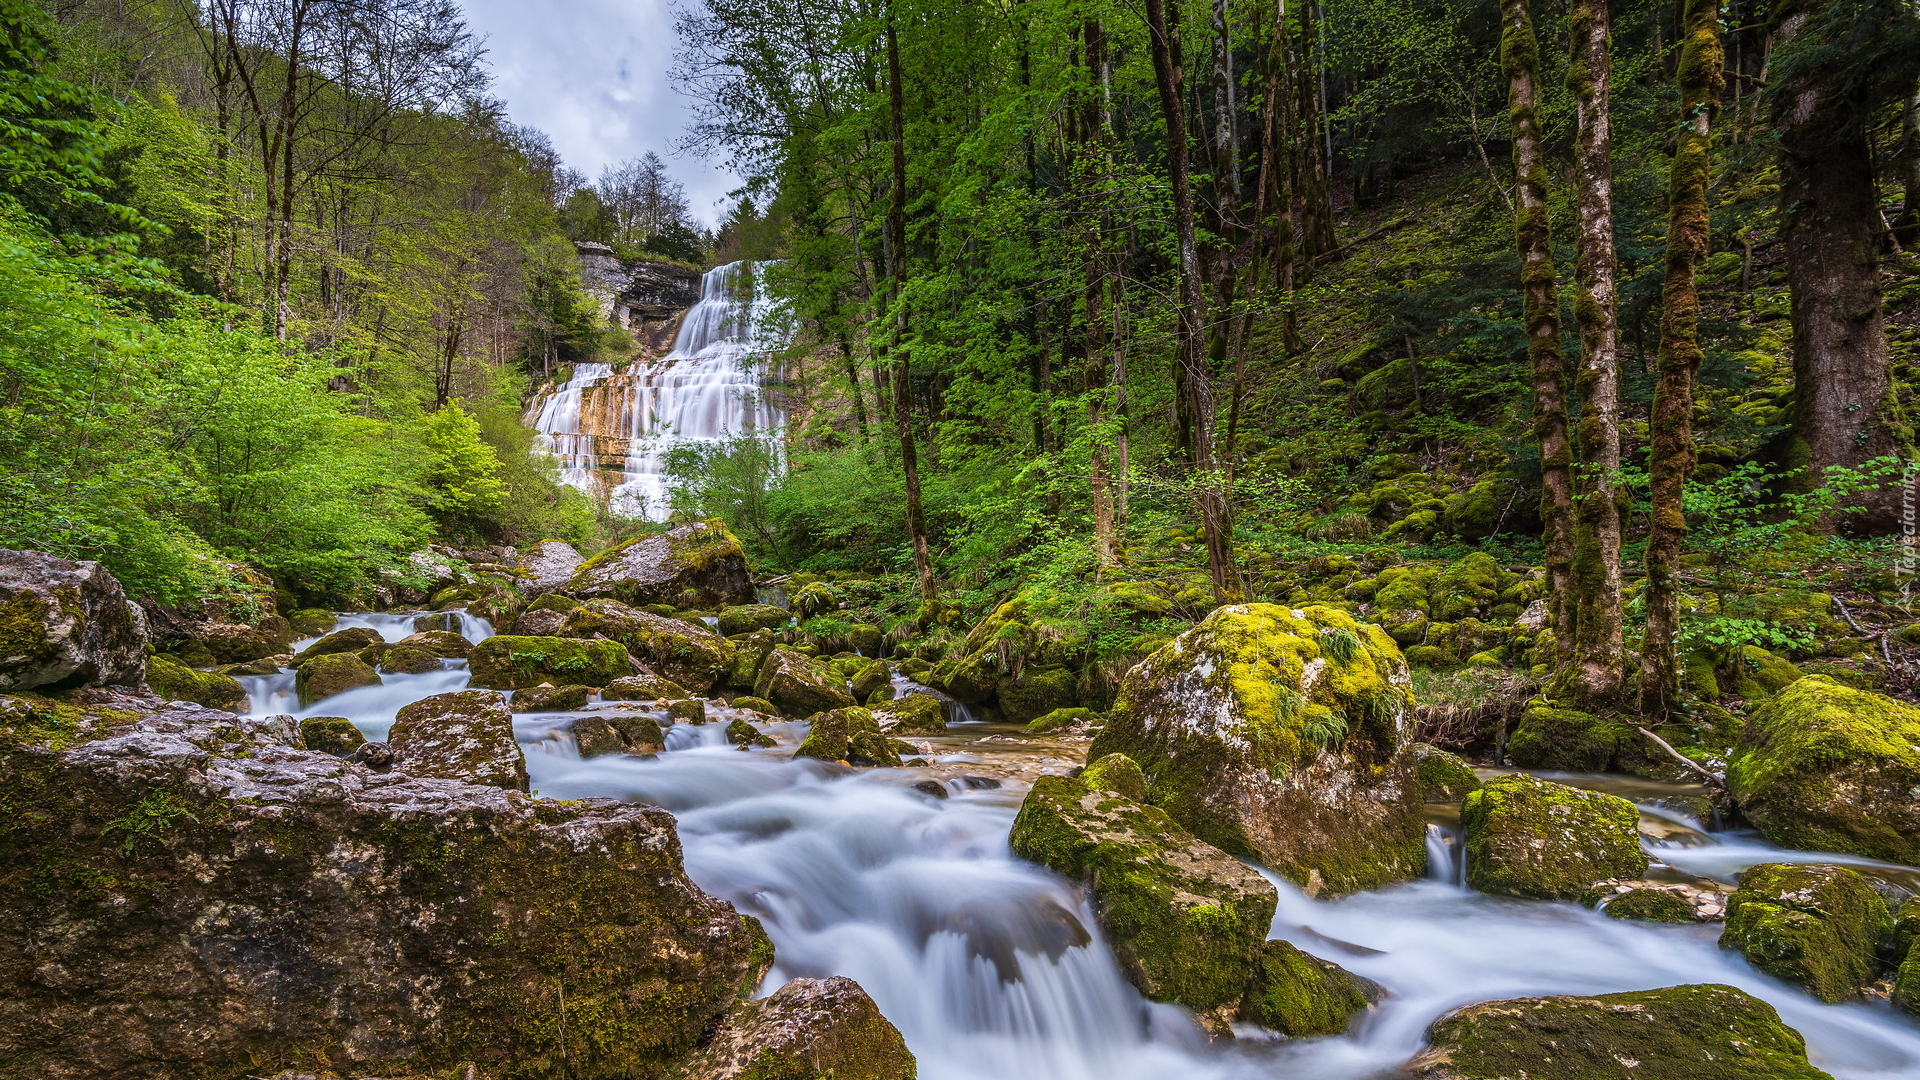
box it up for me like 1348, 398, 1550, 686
247, 614, 1920, 1080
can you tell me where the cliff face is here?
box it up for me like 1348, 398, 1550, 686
575, 242, 701, 355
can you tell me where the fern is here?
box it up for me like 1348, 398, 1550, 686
1300, 710, 1350, 752
102, 790, 199, 857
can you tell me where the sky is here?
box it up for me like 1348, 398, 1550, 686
460, 0, 738, 227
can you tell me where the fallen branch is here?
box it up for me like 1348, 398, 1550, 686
1832, 594, 1869, 637
1634, 726, 1727, 792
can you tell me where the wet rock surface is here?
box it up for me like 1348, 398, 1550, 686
681, 975, 915, 1080
467, 635, 632, 690
0, 549, 147, 691
295, 652, 382, 706
1460, 773, 1647, 901
1719, 862, 1894, 1003
557, 599, 735, 692
388, 689, 528, 791
562, 519, 755, 610
1583, 879, 1731, 923
794, 707, 906, 767
512, 539, 584, 594
144, 653, 244, 711
755, 648, 855, 717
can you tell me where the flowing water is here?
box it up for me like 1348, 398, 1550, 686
527, 260, 785, 519
246, 627, 1920, 1079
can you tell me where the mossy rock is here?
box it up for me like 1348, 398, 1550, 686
510, 684, 591, 713
1404, 645, 1458, 669
1088, 603, 1425, 895
1726, 676, 1920, 867
1025, 706, 1095, 733
389, 689, 527, 791
570, 716, 632, 758
849, 623, 884, 657
1731, 645, 1803, 699
754, 649, 854, 717
927, 647, 998, 704
286, 608, 337, 636
871, 693, 946, 734
1719, 863, 1893, 1003
998, 666, 1077, 724
1081, 752, 1147, 802
1460, 774, 1647, 901
1408, 983, 1834, 1080
1413, 743, 1480, 802
716, 603, 792, 636
604, 714, 666, 754
564, 519, 755, 609
680, 975, 914, 1080
378, 646, 442, 675
793, 707, 899, 766
1797, 661, 1886, 692
1682, 649, 1722, 700
724, 630, 777, 690
291, 626, 384, 667
145, 653, 245, 711
467, 635, 632, 691
1603, 888, 1697, 923
1896, 899, 1920, 1017
730, 695, 777, 715
557, 599, 735, 693
1506, 704, 1629, 772
295, 652, 382, 706
789, 581, 837, 619
298, 716, 365, 755
1432, 551, 1507, 621
195, 616, 294, 664
603, 673, 691, 701
394, 630, 471, 658
848, 659, 893, 702
524, 592, 582, 615
1240, 939, 1380, 1038
667, 699, 705, 725
726, 718, 777, 748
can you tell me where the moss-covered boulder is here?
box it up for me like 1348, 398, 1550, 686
193, 615, 294, 664
1895, 899, 1920, 1017
1414, 743, 1481, 802
377, 645, 442, 674
847, 658, 893, 702
291, 626, 385, 667
724, 630, 777, 690
871, 693, 947, 734
510, 684, 591, 713
726, 718, 776, 748
0, 549, 148, 691
394, 629, 471, 658
793, 707, 901, 767
389, 690, 528, 792
729, 695, 777, 715
1719, 863, 1894, 1003
569, 715, 655, 758
286, 608, 337, 637
754, 649, 854, 717
1460, 774, 1647, 901
602, 673, 690, 701
295, 652, 382, 706
298, 716, 366, 755
1080, 752, 1147, 801
717, 604, 792, 636
789, 581, 837, 619
1506, 704, 1628, 772
1730, 645, 1804, 699
1025, 706, 1095, 733
467, 635, 632, 690
145, 653, 245, 711
0, 693, 773, 1080
1602, 887, 1698, 923
1407, 983, 1833, 1080
1726, 676, 1920, 866
681, 976, 914, 1080
557, 599, 735, 693
1240, 939, 1380, 1038
1087, 603, 1425, 894
999, 665, 1077, 724
563, 520, 755, 610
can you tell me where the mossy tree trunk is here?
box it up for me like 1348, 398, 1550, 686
1500, 0, 1576, 659
1641, 0, 1722, 718
1896, 87, 1920, 249
1082, 19, 1120, 570
885, 9, 936, 604
1563, 0, 1625, 705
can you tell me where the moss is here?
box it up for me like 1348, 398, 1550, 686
753, 649, 854, 717
1413, 743, 1481, 802
1240, 939, 1378, 1037
1082, 753, 1148, 801
298, 716, 366, 755
1405, 644, 1458, 669
1719, 862, 1893, 1003
291, 626, 384, 666
467, 636, 633, 691
793, 707, 900, 766
1460, 773, 1647, 900
1603, 888, 1696, 923
510, 684, 591, 713
1506, 704, 1627, 771
667, 699, 705, 725
871, 693, 945, 734
1732, 645, 1803, 699
295, 652, 382, 707
557, 600, 735, 693
725, 719, 776, 748
847, 659, 892, 702
145, 653, 245, 711
716, 604, 791, 636
1896, 903, 1920, 1017
998, 666, 1077, 724
286, 608, 337, 636
1024, 706, 1095, 733
378, 645, 442, 675
730, 695, 777, 714
525, 593, 581, 615
1432, 552, 1507, 621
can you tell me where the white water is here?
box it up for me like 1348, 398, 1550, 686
251, 654, 1920, 1079
529, 261, 786, 520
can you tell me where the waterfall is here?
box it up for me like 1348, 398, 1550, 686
529, 260, 785, 520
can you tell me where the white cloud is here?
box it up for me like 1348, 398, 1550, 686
461, 0, 738, 227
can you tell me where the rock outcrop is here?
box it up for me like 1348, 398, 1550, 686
755, 649, 855, 717
1459, 774, 1647, 901
513, 539, 584, 595
1087, 603, 1426, 894
389, 690, 528, 791
557, 599, 735, 692
467, 635, 633, 690
0, 691, 774, 1080
563, 520, 755, 610
0, 549, 147, 691
680, 976, 915, 1080
1719, 862, 1893, 1003
1407, 983, 1832, 1080
144, 653, 245, 711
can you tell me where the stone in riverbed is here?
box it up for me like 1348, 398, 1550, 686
510, 683, 591, 713
1240, 939, 1381, 1038
716, 603, 792, 636
1413, 743, 1481, 801
466, 635, 632, 690
602, 672, 691, 701
294, 652, 382, 706
388, 689, 527, 791
562, 519, 755, 610
1895, 899, 1920, 1017
557, 599, 736, 693
290, 625, 384, 666
755, 648, 855, 717
794, 707, 901, 767
872, 692, 946, 734
1459, 773, 1647, 901
680, 975, 914, 1080
144, 652, 245, 711
1719, 862, 1893, 1003
729, 694, 777, 714
376, 645, 442, 674
0, 549, 147, 691
394, 629, 471, 657
298, 716, 366, 755
726, 718, 776, 748
511, 606, 569, 636
1406, 983, 1833, 1080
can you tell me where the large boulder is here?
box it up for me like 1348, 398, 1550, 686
393, 629, 471, 658
1459, 773, 1647, 901
467, 635, 633, 690
1726, 676, 1920, 867
557, 599, 735, 692
681, 976, 915, 1080
1719, 862, 1894, 1003
716, 603, 792, 636
0, 549, 146, 691
144, 653, 245, 712
793, 707, 904, 767
294, 652, 382, 706
1413, 743, 1481, 802
1407, 983, 1833, 1080
389, 689, 528, 791
290, 626, 384, 666
0, 691, 774, 1080
513, 539, 584, 594
872, 693, 947, 734
1896, 899, 1920, 1017
563, 520, 754, 609
754, 649, 854, 717
1087, 603, 1425, 894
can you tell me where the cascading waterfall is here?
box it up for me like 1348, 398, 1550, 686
528, 260, 785, 520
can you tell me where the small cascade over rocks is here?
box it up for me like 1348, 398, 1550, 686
530, 260, 786, 519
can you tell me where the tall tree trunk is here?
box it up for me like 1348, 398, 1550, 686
1501, 0, 1576, 659
1642, 0, 1722, 718
1145, 0, 1238, 602
885, 11, 936, 604
1084, 20, 1119, 569
1896, 87, 1920, 248
1563, 0, 1625, 705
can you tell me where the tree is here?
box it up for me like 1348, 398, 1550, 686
884, 4, 934, 605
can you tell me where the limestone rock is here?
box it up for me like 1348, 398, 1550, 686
394, 629, 471, 658
871, 693, 946, 734
389, 690, 528, 791
194, 615, 294, 664
1087, 603, 1426, 894
290, 626, 384, 666
145, 653, 245, 711
1506, 704, 1629, 772
716, 603, 793, 636
557, 599, 735, 692
1582, 879, 1730, 922
847, 658, 893, 702
794, 707, 901, 767
1719, 862, 1893, 1003
755, 649, 854, 717
511, 607, 569, 636
1240, 939, 1381, 1038
1460, 774, 1647, 901
1413, 743, 1481, 802
294, 653, 381, 707
681, 976, 915, 1080
376, 645, 442, 674
563, 520, 755, 610
1024, 706, 1095, 733
467, 635, 632, 690
510, 684, 591, 713
726, 718, 777, 748
729, 695, 778, 715
603, 673, 691, 701
1407, 983, 1833, 1080
1726, 676, 1920, 867
286, 608, 336, 636
513, 539, 583, 595
298, 716, 366, 755
0, 549, 147, 691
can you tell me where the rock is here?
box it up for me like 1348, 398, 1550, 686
794, 707, 901, 766
1726, 676, 1920, 867
1604, 888, 1696, 923
1024, 706, 1095, 733
510, 607, 569, 636
194, 616, 294, 664
726, 718, 776, 748
603, 673, 691, 701
716, 603, 792, 636
295, 653, 382, 707
144, 653, 245, 711
1240, 939, 1380, 1037
755, 649, 855, 717
1407, 983, 1834, 1080
667, 698, 706, 725
1413, 743, 1481, 801
789, 581, 837, 618
1087, 603, 1426, 894
347, 740, 394, 769
467, 635, 632, 690
557, 599, 735, 692
999, 666, 1077, 725
377, 645, 442, 674
871, 693, 947, 734
298, 716, 366, 755
286, 608, 337, 636
1460, 774, 1646, 901
0, 549, 147, 691
388, 690, 528, 791
1582, 879, 1730, 923
1081, 751, 1147, 801
1506, 704, 1629, 771
394, 629, 471, 658
1896, 899, 1920, 1017
568, 713, 667, 758
290, 626, 384, 666
563, 520, 755, 609
848, 658, 892, 702
729, 695, 778, 714
512, 539, 583, 594
510, 684, 591, 712
1719, 862, 1893, 1003
680, 976, 914, 1080
215, 655, 283, 676
0, 691, 773, 1080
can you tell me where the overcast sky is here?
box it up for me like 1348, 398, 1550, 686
461, 0, 737, 227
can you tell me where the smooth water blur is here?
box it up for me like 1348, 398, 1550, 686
237, 610, 491, 727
